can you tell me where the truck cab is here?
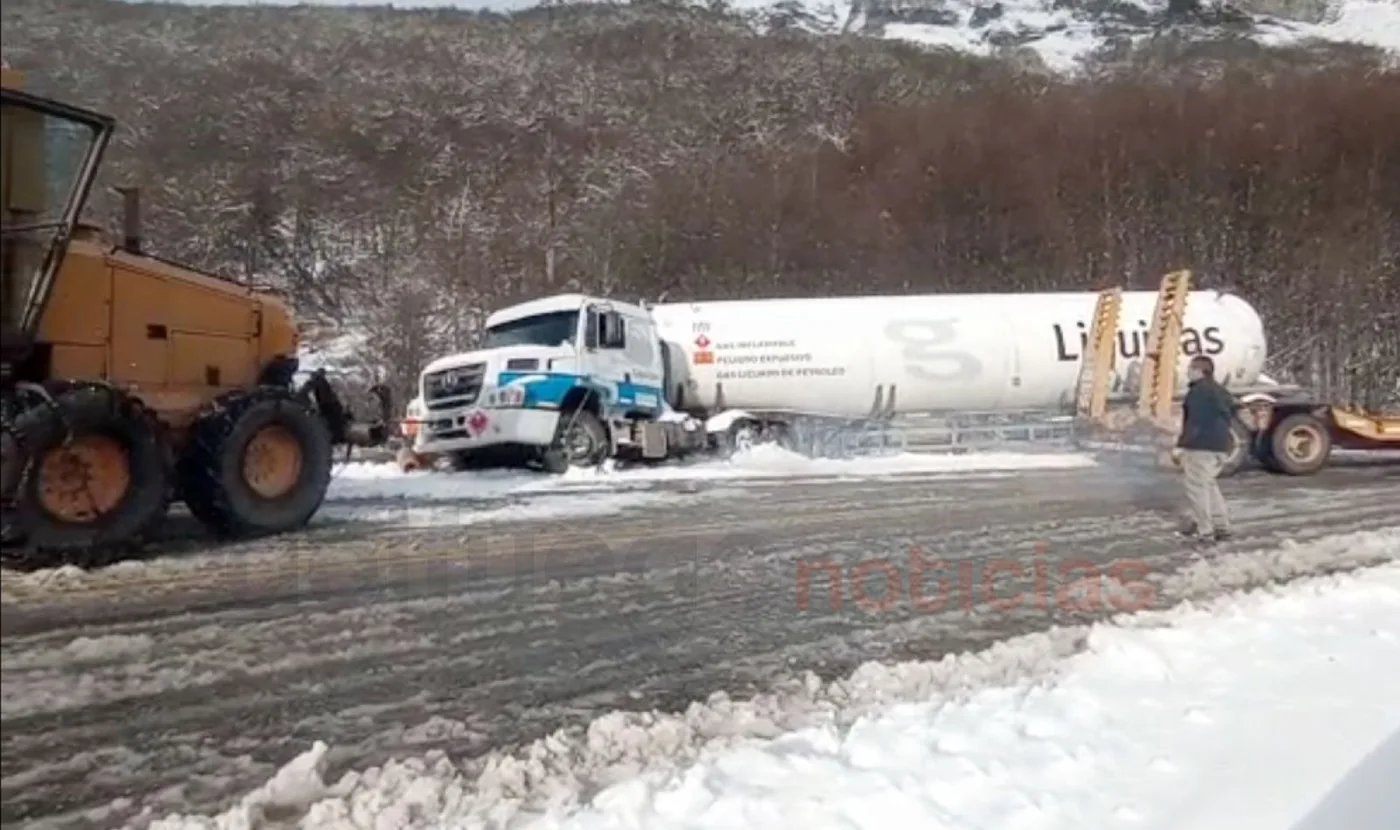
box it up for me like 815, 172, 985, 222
411, 293, 698, 469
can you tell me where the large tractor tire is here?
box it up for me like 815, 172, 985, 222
179, 390, 333, 538
1265, 411, 1332, 476
4, 385, 169, 563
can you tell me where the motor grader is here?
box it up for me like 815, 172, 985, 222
0, 67, 391, 566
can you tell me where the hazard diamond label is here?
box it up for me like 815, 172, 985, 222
694, 334, 711, 348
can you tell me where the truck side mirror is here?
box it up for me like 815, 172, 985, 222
584, 309, 599, 350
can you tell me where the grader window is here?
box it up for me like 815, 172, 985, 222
1, 85, 112, 340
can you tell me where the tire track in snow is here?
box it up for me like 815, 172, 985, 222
0, 476, 1014, 610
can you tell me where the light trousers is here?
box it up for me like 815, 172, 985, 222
1181, 449, 1230, 534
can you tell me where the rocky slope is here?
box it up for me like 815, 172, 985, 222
721, 0, 1399, 70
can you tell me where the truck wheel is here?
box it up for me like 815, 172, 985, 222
547, 408, 608, 471
722, 418, 763, 457
7, 385, 169, 562
1218, 421, 1251, 478
179, 390, 333, 538
1266, 412, 1332, 476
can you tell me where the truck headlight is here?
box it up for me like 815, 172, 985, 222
490, 385, 526, 407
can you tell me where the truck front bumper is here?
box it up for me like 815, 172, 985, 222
413, 405, 560, 455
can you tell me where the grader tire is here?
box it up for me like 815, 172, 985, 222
179, 390, 333, 538
7, 385, 169, 561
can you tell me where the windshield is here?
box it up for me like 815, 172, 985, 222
2, 86, 113, 337
483, 310, 580, 349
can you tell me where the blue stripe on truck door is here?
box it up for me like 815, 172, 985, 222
496, 371, 663, 415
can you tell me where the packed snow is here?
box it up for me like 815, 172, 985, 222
318, 489, 711, 528
138, 526, 1400, 830
326, 444, 1098, 502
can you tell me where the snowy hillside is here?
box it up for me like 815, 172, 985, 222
164, 0, 1400, 72
732, 0, 1400, 70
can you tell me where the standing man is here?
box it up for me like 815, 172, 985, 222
1175, 355, 1240, 542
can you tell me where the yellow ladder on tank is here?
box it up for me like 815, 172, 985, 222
1136, 269, 1192, 429
1074, 287, 1122, 420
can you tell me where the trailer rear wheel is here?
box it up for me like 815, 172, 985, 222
1267, 412, 1331, 476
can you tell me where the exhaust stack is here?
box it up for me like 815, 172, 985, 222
116, 186, 141, 254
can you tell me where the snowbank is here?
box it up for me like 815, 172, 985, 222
325, 444, 1098, 503
137, 526, 1400, 830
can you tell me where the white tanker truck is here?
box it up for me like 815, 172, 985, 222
401, 288, 1269, 472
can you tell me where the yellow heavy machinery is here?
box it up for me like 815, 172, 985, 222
1, 67, 391, 565
1073, 270, 1399, 476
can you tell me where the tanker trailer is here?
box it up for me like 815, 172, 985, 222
406, 288, 1268, 471
650, 289, 1265, 445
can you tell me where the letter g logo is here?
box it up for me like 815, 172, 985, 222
884, 320, 982, 383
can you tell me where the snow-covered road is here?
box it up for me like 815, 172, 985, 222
1, 453, 1396, 829
146, 534, 1400, 830
313, 446, 1100, 528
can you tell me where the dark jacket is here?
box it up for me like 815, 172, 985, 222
1177, 377, 1240, 452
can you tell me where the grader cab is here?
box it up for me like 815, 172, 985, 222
1, 68, 391, 566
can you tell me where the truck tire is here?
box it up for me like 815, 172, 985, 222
1266, 411, 1332, 476
6, 385, 169, 563
543, 408, 608, 472
721, 418, 763, 458
1218, 420, 1252, 478
179, 390, 333, 538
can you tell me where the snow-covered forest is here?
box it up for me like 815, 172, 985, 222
2, 0, 1397, 407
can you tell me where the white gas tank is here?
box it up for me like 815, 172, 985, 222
650, 290, 1266, 416
653, 298, 878, 416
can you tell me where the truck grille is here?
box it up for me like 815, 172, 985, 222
423, 362, 486, 407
